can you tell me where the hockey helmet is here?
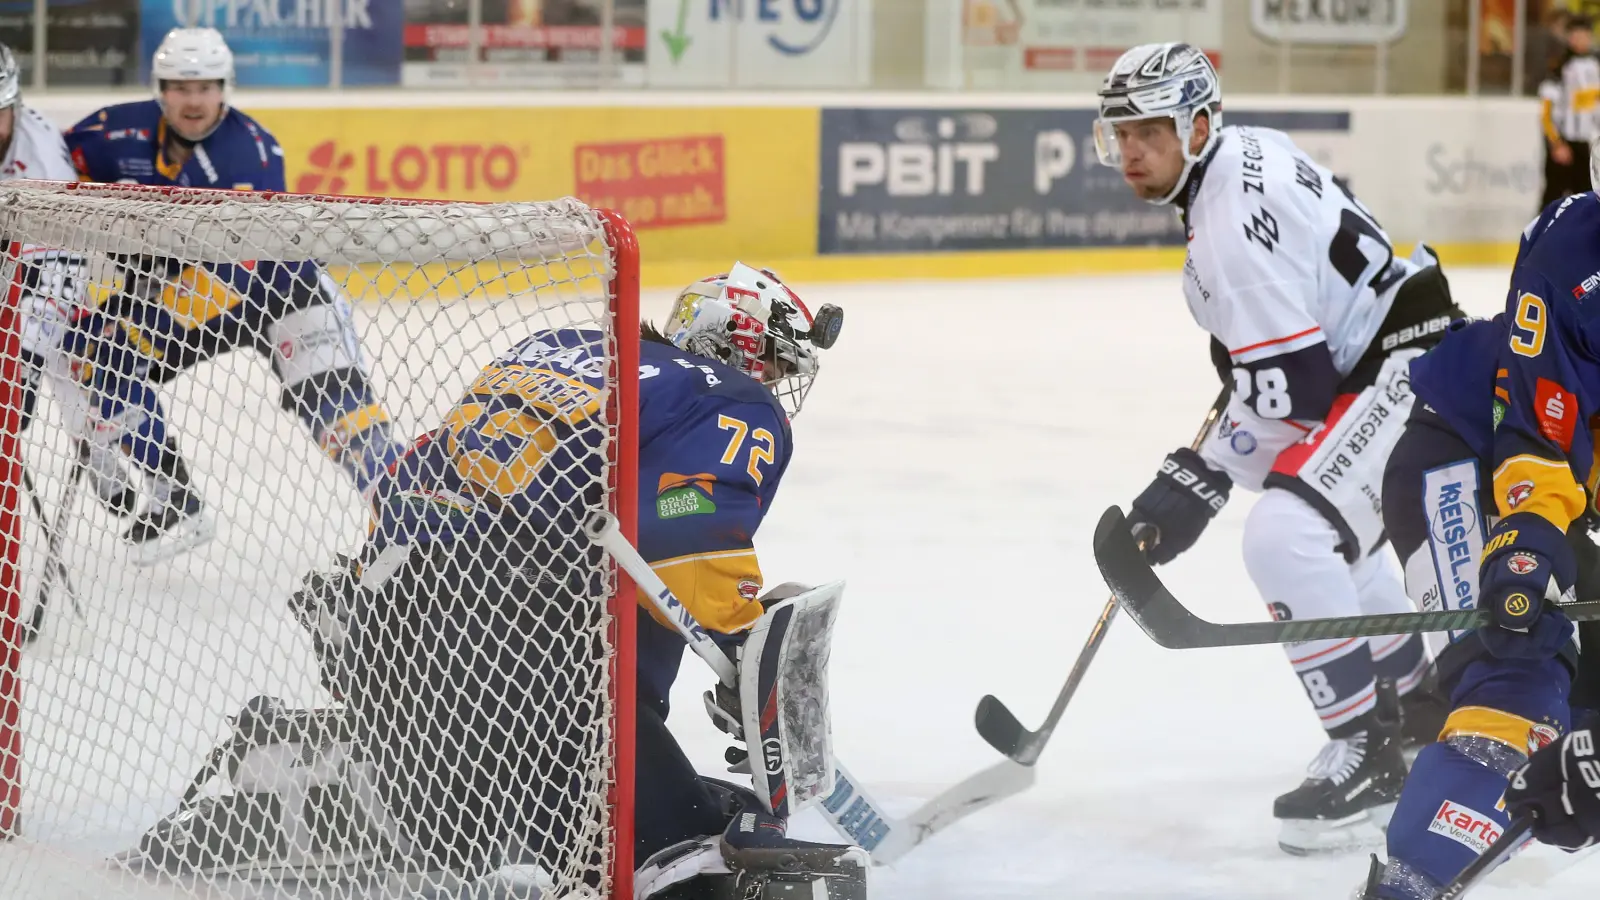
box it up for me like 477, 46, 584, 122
666, 263, 842, 418
0, 44, 20, 109
1094, 42, 1222, 206
152, 27, 234, 136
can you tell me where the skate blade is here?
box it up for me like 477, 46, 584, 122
128, 511, 217, 567
1278, 803, 1396, 856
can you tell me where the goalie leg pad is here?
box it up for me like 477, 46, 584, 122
137, 696, 410, 879
736, 582, 845, 818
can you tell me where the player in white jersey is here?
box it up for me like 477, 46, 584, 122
0, 44, 139, 520
1095, 43, 1464, 853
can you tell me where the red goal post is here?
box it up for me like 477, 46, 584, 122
0, 180, 639, 899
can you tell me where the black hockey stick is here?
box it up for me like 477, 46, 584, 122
1433, 816, 1533, 899
20, 448, 85, 647
1093, 505, 1600, 649
974, 398, 1225, 764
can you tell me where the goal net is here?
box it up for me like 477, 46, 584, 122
0, 181, 639, 900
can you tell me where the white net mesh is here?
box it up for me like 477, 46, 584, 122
0, 181, 635, 900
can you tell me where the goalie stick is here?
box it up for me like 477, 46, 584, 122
585, 512, 1036, 866
974, 397, 1224, 764
1092, 506, 1600, 649
1433, 816, 1533, 899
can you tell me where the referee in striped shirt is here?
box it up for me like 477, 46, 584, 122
1540, 15, 1600, 208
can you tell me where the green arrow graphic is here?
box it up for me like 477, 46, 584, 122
661, 0, 692, 63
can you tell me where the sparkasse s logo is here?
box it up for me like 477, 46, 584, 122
294, 141, 526, 197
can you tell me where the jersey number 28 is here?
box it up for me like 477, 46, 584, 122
1232, 366, 1292, 419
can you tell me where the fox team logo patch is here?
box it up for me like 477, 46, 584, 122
1428, 800, 1503, 855
1506, 480, 1534, 510
1506, 553, 1539, 576
1529, 722, 1561, 753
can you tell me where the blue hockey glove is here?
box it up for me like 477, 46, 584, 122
1477, 512, 1577, 660
1506, 721, 1600, 850
1128, 447, 1231, 566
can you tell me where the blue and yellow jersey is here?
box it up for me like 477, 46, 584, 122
64, 100, 284, 192
1415, 193, 1600, 531
369, 327, 792, 639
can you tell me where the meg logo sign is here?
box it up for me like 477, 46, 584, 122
648, 0, 868, 87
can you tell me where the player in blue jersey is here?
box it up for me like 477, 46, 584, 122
57, 27, 401, 564
130, 265, 866, 899
1356, 154, 1600, 896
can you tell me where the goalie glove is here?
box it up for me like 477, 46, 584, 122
288, 555, 360, 698
702, 583, 816, 772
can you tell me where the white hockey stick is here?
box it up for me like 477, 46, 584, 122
585, 512, 1035, 866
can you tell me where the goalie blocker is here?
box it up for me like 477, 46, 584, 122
128, 546, 866, 900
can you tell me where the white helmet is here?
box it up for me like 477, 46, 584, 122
665, 263, 843, 418
1093, 42, 1222, 206
151, 27, 234, 105
0, 44, 20, 109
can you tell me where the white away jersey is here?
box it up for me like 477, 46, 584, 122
3, 104, 76, 182
6, 105, 85, 358
1183, 125, 1415, 490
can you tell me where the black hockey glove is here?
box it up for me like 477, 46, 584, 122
288, 555, 360, 698
1476, 514, 1577, 660
703, 643, 752, 773
1127, 447, 1231, 565
1506, 723, 1600, 850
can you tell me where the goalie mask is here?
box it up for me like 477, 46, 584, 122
666, 263, 843, 418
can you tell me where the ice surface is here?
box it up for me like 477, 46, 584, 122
12, 266, 1600, 899
671, 268, 1600, 899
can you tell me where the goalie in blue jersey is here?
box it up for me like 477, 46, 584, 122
56, 27, 401, 564
1357, 147, 1600, 896
130, 265, 867, 900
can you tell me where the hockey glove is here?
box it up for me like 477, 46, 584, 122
1477, 513, 1577, 660
1506, 722, 1600, 850
288, 556, 360, 698
1127, 447, 1232, 565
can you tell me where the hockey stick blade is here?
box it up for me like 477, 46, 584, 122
1093, 506, 1600, 649
1434, 816, 1533, 899
972, 403, 1224, 763
851, 759, 1037, 866
973, 694, 1029, 761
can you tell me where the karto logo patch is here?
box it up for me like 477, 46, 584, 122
1428, 800, 1502, 854
298, 141, 354, 193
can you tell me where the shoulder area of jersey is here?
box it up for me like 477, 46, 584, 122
1202, 125, 1301, 176
71, 99, 163, 135
642, 337, 786, 412
222, 105, 278, 141
1532, 191, 1600, 237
